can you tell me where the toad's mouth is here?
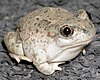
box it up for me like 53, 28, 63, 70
59, 39, 92, 48
57, 35, 96, 49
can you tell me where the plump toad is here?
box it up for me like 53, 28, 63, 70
4, 7, 96, 75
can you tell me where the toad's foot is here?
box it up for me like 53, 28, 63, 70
9, 53, 32, 63
35, 62, 62, 75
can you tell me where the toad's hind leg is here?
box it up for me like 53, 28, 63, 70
4, 32, 32, 63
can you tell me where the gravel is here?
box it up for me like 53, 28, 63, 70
0, 0, 100, 80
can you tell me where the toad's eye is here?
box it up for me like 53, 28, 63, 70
60, 25, 74, 37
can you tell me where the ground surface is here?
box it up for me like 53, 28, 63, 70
0, 0, 100, 80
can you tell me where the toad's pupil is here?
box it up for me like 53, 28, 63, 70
63, 27, 71, 36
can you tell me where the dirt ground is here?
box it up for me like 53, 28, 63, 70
0, 0, 100, 80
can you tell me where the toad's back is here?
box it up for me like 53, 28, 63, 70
17, 7, 73, 41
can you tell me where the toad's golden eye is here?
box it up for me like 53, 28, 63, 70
60, 25, 74, 37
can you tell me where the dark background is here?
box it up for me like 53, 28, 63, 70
0, 0, 100, 80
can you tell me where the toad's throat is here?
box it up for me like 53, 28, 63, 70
49, 38, 93, 62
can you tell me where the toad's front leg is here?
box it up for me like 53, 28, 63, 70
32, 50, 62, 75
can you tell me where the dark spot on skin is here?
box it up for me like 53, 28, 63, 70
25, 24, 28, 27
34, 45, 36, 47
61, 17, 63, 18
34, 23, 37, 26
77, 20, 81, 22
16, 45, 19, 47
49, 18, 51, 20
44, 27, 47, 31
41, 35, 44, 37
25, 47, 28, 50
89, 22, 93, 29
42, 19, 51, 24
28, 21, 31, 24
44, 41, 47, 43
29, 42, 31, 45
26, 42, 28, 45
37, 40, 39, 42
29, 27, 32, 31
43, 45, 46, 46
58, 8, 60, 11
29, 16, 32, 19
11, 43, 14, 46
32, 32, 33, 35
40, 31, 43, 34
40, 40, 42, 42
32, 39, 35, 41
37, 23, 40, 26
36, 29, 39, 33
47, 15, 49, 17
27, 33, 29, 35
87, 33, 90, 36
83, 29, 89, 34
44, 10, 48, 13
36, 17, 39, 20
39, 26, 41, 28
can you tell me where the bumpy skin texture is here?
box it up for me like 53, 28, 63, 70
4, 7, 96, 75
